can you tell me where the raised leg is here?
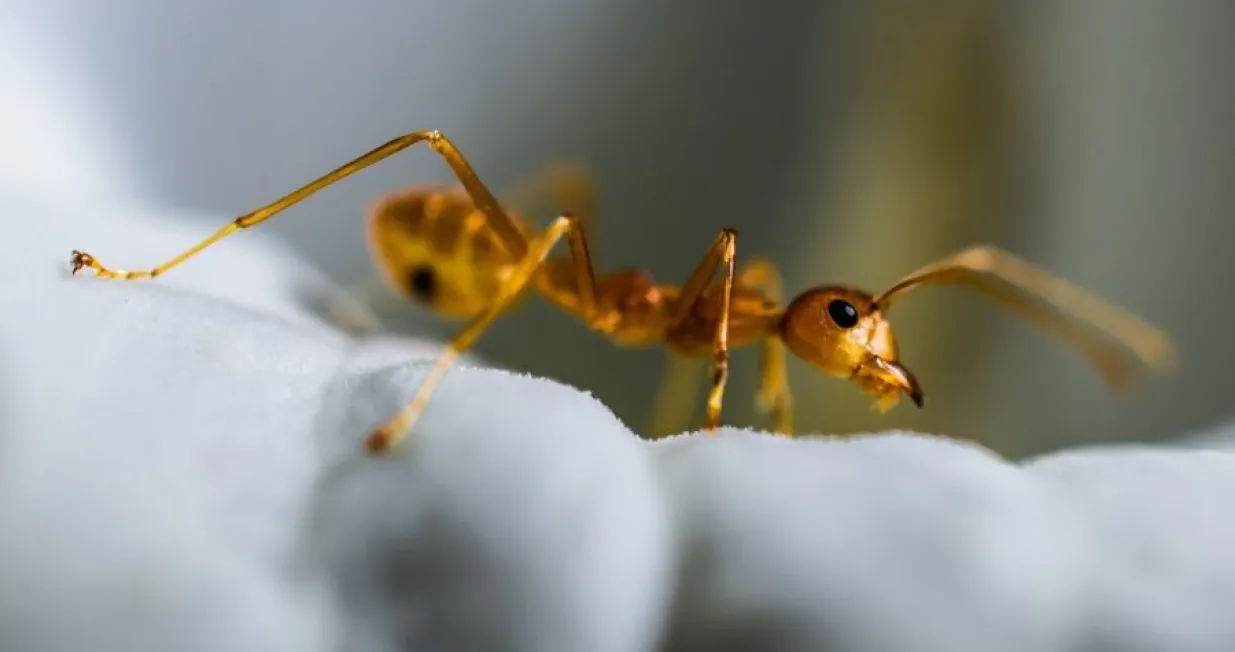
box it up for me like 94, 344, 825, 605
364, 212, 598, 454
502, 162, 598, 262
738, 258, 793, 434
669, 229, 738, 433
874, 245, 1176, 389
70, 130, 528, 279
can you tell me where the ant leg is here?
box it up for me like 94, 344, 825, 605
756, 339, 793, 435
502, 163, 598, 261
738, 259, 793, 435
645, 354, 706, 438
70, 130, 528, 279
669, 229, 738, 433
874, 245, 1175, 390
365, 212, 597, 454
319, 277, 392, 336
649, 255, 783, 437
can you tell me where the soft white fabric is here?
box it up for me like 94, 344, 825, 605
3, 189, 1234, 652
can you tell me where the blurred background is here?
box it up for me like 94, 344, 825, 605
4, 0, 1231, 457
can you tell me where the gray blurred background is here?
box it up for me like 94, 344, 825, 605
5, 0, 1232, 457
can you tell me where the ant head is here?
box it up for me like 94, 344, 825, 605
780, 285, 923, 412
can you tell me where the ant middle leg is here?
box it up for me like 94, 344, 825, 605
645, 354, 706, 438
364, 212, 600, 454
646, 257, 785, 437
737, 259, 794, 435
668, 229, 738, 433
70, 130, 529, 279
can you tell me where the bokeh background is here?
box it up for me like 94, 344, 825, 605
5, 0, 1232, 457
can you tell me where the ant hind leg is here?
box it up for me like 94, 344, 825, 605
502, 163, 599, 261
364, 212, 597, 454
70, 130, 530, 279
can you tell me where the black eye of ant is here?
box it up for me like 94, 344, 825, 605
407, 264, 438, 300
827, 299, 859, 329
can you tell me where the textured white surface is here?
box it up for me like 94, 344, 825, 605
2, 191, 1234, 652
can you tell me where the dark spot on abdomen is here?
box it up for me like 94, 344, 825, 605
407, 264, 438, 300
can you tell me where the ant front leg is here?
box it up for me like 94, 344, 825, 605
669, 229, 738, 433
70, 130, 529, 279
364, 212, 599, 454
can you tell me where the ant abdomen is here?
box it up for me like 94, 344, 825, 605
366, 186, 528, 319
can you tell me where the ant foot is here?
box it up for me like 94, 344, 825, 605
69, 250, 96, 276
364, 428, 396, 455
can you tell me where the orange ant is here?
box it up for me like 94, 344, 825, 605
69, 130, 1176, 454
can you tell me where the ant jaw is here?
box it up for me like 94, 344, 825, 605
852, 356, 924, 411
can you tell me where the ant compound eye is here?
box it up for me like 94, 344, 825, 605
827, 299, 859, 329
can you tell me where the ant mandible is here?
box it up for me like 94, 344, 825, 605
69, 130, 1176, 454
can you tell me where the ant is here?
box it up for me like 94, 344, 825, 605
69, 130, 1176, 454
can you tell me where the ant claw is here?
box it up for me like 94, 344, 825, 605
69, 250, 92, 275
364, 428, 394, 455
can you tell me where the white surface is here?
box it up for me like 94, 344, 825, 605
2, 193, 1234, 652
